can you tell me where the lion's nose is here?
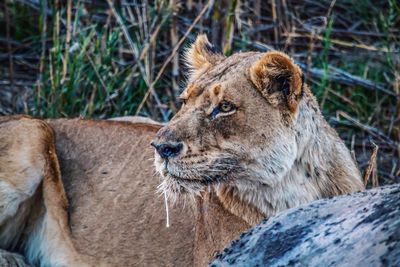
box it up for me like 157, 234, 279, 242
151, 141, 183, 159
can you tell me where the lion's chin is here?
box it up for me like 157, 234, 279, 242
154, 156, 236, 202
157, 173, 212, 203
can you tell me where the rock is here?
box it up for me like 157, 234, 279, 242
0, 250, 31, 267
210, 184, 400, 267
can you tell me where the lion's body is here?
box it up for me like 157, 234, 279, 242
0, 116, 246, 267
49, 119, 196, 266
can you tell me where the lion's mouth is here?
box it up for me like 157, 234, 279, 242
155, 154, 242, 201
163, 161, 221, 186
155, 155, 239, 196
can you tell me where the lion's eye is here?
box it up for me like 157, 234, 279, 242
220, 101, 235, 112
210, 101, 236, 119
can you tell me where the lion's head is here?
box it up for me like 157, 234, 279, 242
152, 34, 309, 201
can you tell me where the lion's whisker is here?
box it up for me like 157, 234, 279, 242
163, 190, 170, 228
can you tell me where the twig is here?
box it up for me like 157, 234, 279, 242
135, 0, 212, 117
297, 62, 396, 96
223, 0, 238, 54
4, 1, 15, 93
61, 0, 72, 84
363, 143, 379, 187
107, 0, 168, 120
271, 0, 279, 47
169, 0, 179, 112
14, 0, 52, 15
36, 0, 48, 114
85, 52, 110, 99
336, 111, 399, 147
107, 0, 147, 84
326, 0, 337, 18
283, 32, 394, 53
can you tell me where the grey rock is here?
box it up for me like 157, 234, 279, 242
211, 184, 400, 267
0, 249, 31, 267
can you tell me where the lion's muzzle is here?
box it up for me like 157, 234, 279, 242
151, 141, 183, 159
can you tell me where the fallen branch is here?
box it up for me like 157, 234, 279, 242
334, 111, 399, 147
363, 143, 379, 187
298, 63, 396, 97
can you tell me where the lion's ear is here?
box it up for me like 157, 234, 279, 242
250, 51, 304, 113
184, 34, 225, 72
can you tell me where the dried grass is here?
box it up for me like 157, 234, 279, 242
0, 0, 399, 186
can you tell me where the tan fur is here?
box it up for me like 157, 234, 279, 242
0, 116, 248, 266
47, 118, 196, 266
108, 116, 165, 125
0, 115, 91, 267
250, 51, 303, 113
154, 35, 364, 228
184, 34, 225, 79
1, 117, 199, 266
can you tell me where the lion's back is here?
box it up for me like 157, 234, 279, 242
48, 118, 195, 267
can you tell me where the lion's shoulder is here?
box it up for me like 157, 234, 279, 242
47, 117, 195, 266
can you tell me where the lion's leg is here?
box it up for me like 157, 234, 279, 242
0, 118, 45, 249
23, 132, 91, 267
0, 249, 30, 267
0, 181, 30, 226
21, 119, 92, 267
0, 117, 91, 267
0, 183, 38, 251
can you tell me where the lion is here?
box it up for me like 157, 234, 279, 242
1, 35, 364, 266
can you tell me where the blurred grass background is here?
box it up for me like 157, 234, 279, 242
0, 0, 399, 186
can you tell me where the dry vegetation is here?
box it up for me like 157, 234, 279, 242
0, 0, 399, 186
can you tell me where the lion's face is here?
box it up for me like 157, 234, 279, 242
153, 35, 304, 198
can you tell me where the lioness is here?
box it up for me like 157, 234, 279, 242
152, 34, 364, 263
1, 35, 364, 266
